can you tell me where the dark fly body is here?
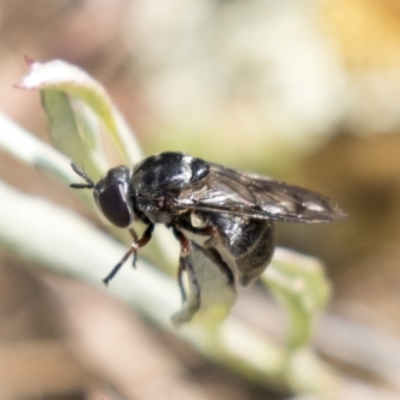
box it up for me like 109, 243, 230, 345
71, 152, 346, 300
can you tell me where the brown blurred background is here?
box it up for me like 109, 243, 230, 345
1, 0, 400, 399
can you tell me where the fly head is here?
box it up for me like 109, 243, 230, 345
71, 164, 133, 228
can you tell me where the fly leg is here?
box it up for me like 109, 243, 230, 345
103, 224, 155, 286
201, 226, 219, 248
128, 227, 139, 268
172, 226, 191, 257
187, 225, 219, 248
171, 249, 201, 327
177, 257, 187, 304
172, 227, 192, 303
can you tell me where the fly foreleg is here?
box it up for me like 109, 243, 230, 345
103, 223, 154, 286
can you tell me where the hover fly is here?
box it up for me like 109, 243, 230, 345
71, 152, 346, 296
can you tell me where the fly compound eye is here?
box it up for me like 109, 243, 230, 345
94, 167, 133, 228
96, 183, 132, 227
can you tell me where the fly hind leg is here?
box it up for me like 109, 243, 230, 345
172, 227, 192, 302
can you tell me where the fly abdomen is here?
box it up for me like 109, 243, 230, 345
210, 213, 275, 287
234, 219, 274, 286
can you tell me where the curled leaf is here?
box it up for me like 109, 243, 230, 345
172, 242, 237, 327
16, 58, 142, 176
262, 247, 332, 349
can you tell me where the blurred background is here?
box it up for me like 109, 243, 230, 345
1, 0, 400, 399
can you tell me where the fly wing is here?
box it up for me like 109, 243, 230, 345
175, 163, 346, 223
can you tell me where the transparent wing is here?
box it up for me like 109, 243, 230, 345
175, 163, 346, 223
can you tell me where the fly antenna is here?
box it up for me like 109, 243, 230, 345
70, 163, 95, 189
